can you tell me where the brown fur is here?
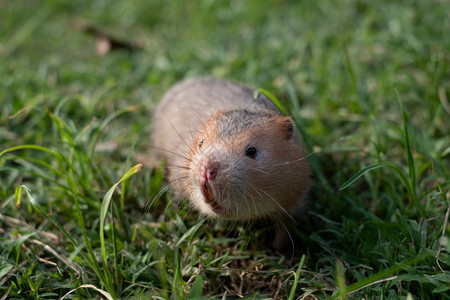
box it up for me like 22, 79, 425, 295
151, 78, 310, 225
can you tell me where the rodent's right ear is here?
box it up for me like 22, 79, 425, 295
276, 116, 295, 140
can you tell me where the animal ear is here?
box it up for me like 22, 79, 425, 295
276, 116, 295, 140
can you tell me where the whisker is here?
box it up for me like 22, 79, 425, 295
165, 164, 191, 171
149, 145, 192, 163
276, 219, 295, 262
165, 113, 196, 157
238, 177, 296, 224
271, 150, 316, 167
248, 168, 270, 175
144, 184, 170, 215
229, 176, 253, 218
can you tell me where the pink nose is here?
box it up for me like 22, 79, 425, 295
200, 162, 220, 181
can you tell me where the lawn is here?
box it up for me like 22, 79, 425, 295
0, 0, 449, 299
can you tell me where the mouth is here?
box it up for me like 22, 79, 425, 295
201, 182, 224, 213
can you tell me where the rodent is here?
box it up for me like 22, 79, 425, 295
151, 78, 310, 238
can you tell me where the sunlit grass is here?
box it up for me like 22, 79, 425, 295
0, 0, 449, 299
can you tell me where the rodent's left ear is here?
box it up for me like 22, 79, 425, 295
276, 116, 295, 140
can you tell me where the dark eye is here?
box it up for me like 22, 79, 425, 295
245, 146, 257, 159
199, 140, 204, 148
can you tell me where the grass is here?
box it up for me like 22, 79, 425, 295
0, 0, 449, 299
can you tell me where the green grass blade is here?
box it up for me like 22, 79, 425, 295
345, 252, 430, 296
254, 88, 288, 115
395, 89, 416, 186
0, 145, 82, 190
288, 254, 306, 300
340, 162, 409, 191
17, 183, 107, 290
3, 165, 100, 210
1, 144, 62, 159
395, 89, 420, 214
14, 185, 22, 207
284, 76, 330, 189
0, 8, 51, 57
342, 47, 359, 110
72, 191, 109, 296
87, 106, 138, 157
47, 111, 76, 147
173, 248, 185, 299
16, 185, 78, 247
99, 164, 143, 296
176, 219, 205, 247
334, 260, 347, 299
187, 275, 204, 299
